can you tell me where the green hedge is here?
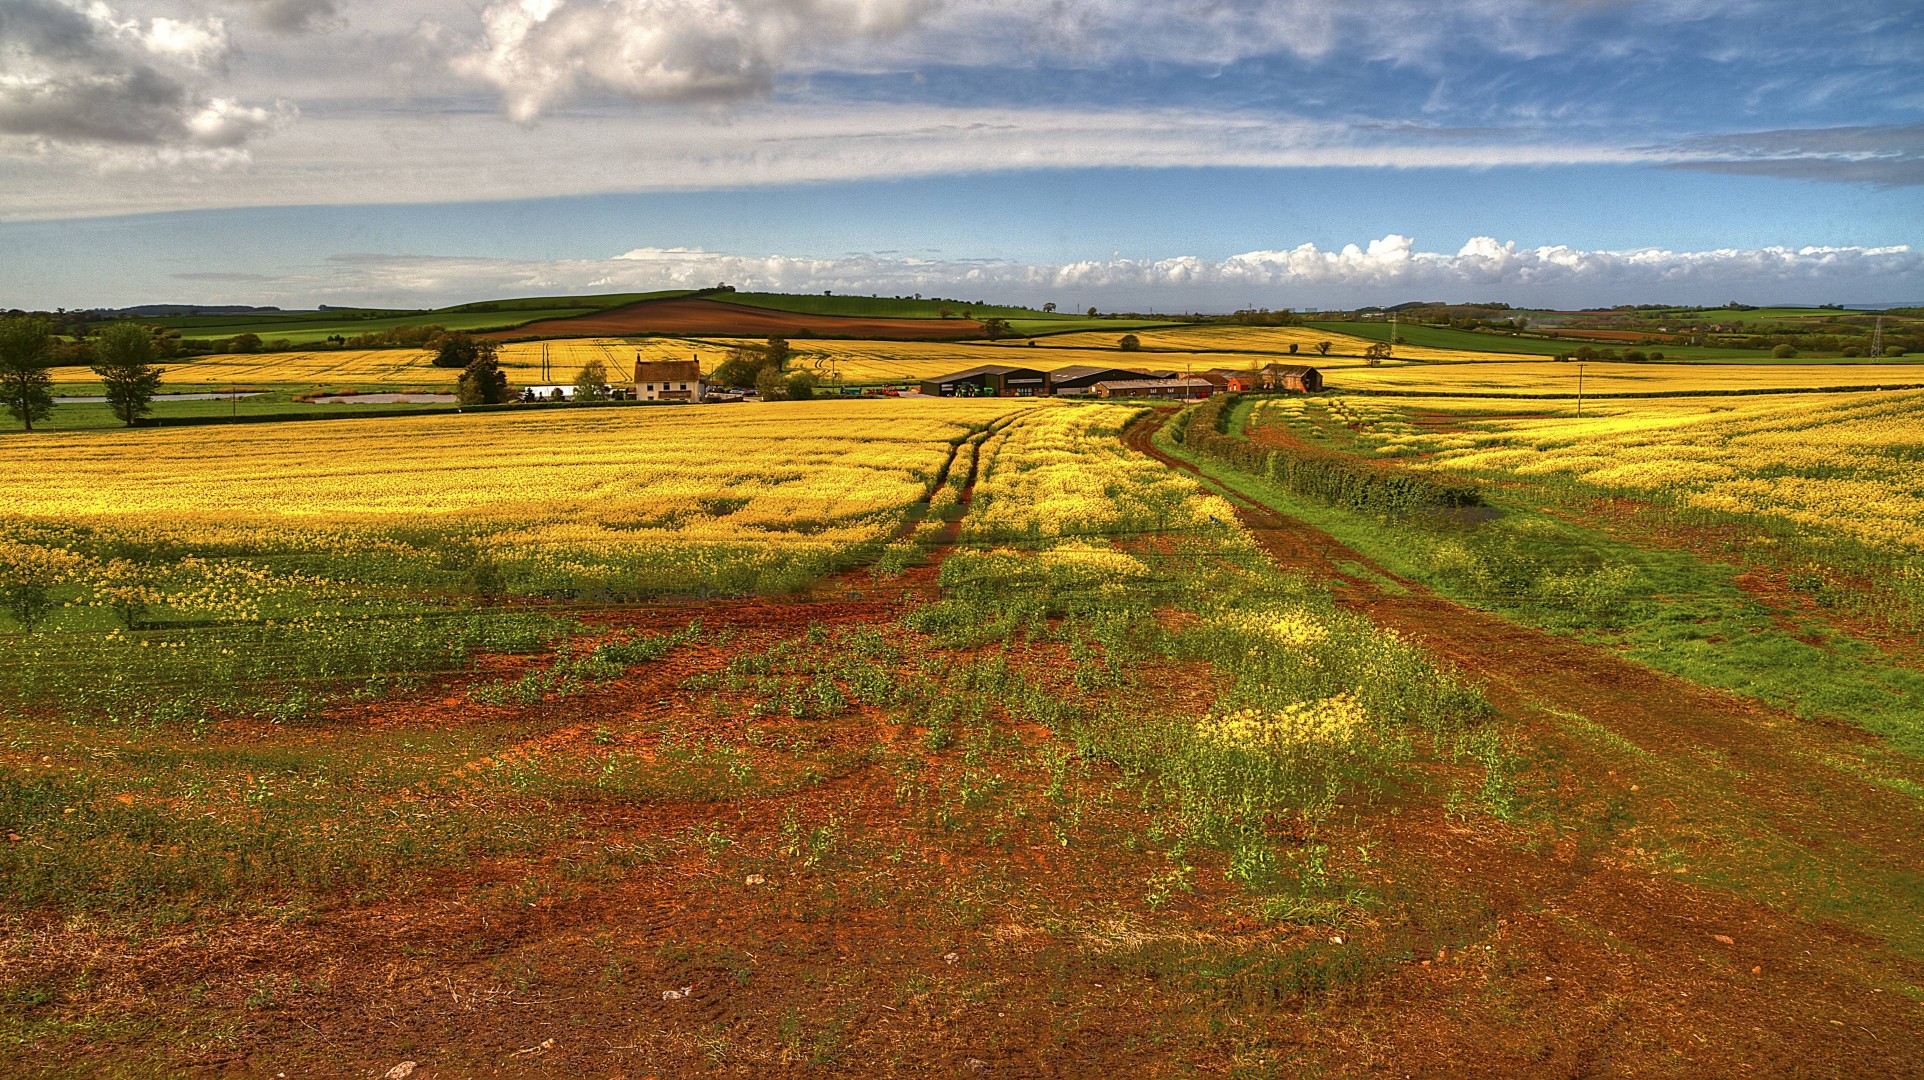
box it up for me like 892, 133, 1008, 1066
1176, 395, 1481, 515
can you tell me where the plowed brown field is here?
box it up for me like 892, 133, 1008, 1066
485, 297, 988, 341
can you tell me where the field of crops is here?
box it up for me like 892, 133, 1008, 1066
1327, 359, 1924, 396
50, 339, 643, 389
1031, 324, 1506, 362
1419, 391, 1924, 555
627, 336, 1329, 384
5, 390, 1924, 1073
2, 399, 1026, 606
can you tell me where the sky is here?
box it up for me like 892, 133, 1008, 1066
1, 0, 1920, 311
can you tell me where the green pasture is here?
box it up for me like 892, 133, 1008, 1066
1, 392, 458, 433
91, 307, 601, 346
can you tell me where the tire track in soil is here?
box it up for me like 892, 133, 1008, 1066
1123, 408, 1924, 1073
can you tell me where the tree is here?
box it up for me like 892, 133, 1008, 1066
1087, 307, 1099, 317
754, 365, 787, 401
714, 338, 789, 388
457, 356, 510, 405
712, 347, 765, 389
89, 323, 166, 426
1288, 343, 1299, 355
227, 332, 262, 353
1042, 303, 1056, 313
1364, 342, 1393, 365
1316, 341, 1332, 357
1771, 343, 1797, 359
0, 315, 56, 432
980, 318, 1014, 340
435, 333, 497, 369
1118, 334, 1142, 352
573, 358, 611, 401
783, 370, 817, 401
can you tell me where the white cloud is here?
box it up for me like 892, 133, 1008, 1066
0, 102, 1658, 220
452, 0, 937, 121
305, 237, 1923, 310
0, 0, 291, 157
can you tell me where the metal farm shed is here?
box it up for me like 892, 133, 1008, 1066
1045, 365, 1156, 396
920, 365, 1051, 398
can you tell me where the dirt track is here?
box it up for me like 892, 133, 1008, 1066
10, 416, 1923, 1077
1126, 409, 1924, 1074
484, 297, 988, 341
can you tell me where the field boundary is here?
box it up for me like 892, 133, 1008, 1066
1330, 382, 1924, 400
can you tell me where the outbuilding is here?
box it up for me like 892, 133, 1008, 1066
1205, 369, 1262, 392
1089, 377, 1215, 400
920, 365, 1050, 397
1046, 365, 1155, 396
1257, 364, 1324, 393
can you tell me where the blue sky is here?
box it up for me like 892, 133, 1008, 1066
1, 0, 1920, 310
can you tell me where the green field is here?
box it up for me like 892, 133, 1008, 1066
1640, 306, 1880, 324
2, 392, 459, 432
99, 307, 602, 346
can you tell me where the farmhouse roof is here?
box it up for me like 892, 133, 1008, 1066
926, 364, 1023, 383
1261, 363, 1318, 378
1047, 364, 1148, 382
1094, 377, 1214, 391
635, 359, 702, 381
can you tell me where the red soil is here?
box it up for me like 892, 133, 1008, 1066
484, 297, 988, 341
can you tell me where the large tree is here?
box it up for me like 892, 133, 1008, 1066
0, 315, 56, 432
714, 338, 791, 389
457, 356, 510, 405
435, 333, 498, 369
782, 370, 817, 401
573, 358, 611, 401
89, 322, 166, 426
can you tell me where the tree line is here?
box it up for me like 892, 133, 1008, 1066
0, 316, 167, 431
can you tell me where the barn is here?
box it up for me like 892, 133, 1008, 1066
1046, 365, 1155, 396
1258, 364, 1324, 393
1089, 377, 1215, 400
920, 365, 1050, 397
1204, 370, 1262, 392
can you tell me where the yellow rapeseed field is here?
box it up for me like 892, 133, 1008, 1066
1327, 360, 1924, 396
1030, 325, 1503, 363
1321, 390, 1924, 555
0, 399, 1035, 596
627, 336, 1320, 385
51, 339, 644, 388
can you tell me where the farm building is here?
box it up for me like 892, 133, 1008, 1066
1205, 370, 1262, 392
1257, 364, 1324, 393
634, 359, 707, 402
1046, 365, 1156, 396
920, 365, 1050, 397
1089, 377, 1215, 400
